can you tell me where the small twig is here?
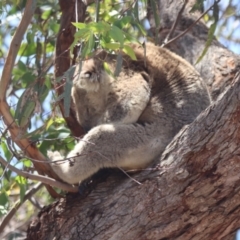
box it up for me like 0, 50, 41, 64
118, 167, 142, 185
162, 0, 220, 48
0, 182, 43, 234
29, 197, 43, 210
0, 119, 16, 139
161, 0, 187, 46
89, 150, 142, 185
95, 0, 100, 23
6, 137, 21, 159
120, 0, 137, 16
20, 153, 89, 164
0, 159, 11, 182
75, 0, 78, 25
0, 155, 78, 192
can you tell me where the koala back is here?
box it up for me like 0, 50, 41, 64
72, 43, 210, 135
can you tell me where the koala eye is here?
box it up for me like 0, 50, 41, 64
80, 71, 92, 79
84, 71, 92, 78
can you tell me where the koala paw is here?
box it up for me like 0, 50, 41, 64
47, 150, 63, 161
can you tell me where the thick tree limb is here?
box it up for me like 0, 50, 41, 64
148, 0, 240, 100
0, 182, 43, 235
27, 71, 240, 239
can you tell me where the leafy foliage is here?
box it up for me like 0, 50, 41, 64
72, 0, 147, 60
196, 1, 220, 63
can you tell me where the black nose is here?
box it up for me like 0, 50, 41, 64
83, 125, 91, 133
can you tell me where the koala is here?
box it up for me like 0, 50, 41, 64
71, 57, 151, 131
48, 43, 211, 185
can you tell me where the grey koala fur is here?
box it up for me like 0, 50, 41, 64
48, 43, 211, 185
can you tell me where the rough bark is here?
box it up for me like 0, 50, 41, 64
27, 72, 240, 239
148, 0, 240, 100
27, 0, 240, 239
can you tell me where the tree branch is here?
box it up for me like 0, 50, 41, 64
0, 182, 43, 235
0, 0, 36, 99
162, 0, 219, 47
0, 155, 78, 193
27, 71, 240, 239
0, 0, 62, 198
161, 0, 187, 46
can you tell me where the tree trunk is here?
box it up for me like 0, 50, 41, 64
54, 0, 86, 137
27, 0, 240, 239
148, 0, 240, 100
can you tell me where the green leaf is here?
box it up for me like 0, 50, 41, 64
124, 32, 139, 43
75, 28, 92, 40
63, 67, 75, 117
0, 192, 8, 206
64, 81, 72, 118
19, 100, 36, 128
88, 32, 95, 51
190, 0, 205, 13
149, 0, 160, 42
114, 53, 122, 77
89, 22, 110, 34
113, 16, 132, 29
21, 72, 36, 87
18, 42, 36, 56
19, 183, 26, 203
49, 22, 60, 34
196, 23, 217, 64
22, 158, 32, 168
149, 0, 160, 27
109, 25, 124, 48
0, 205, 8, 217
196, 2, 219, 64
26, 32, 33, 44
123, 45, 137, 60
213, 0, 219, 22
44, 75, 52, 90
136, 23, 147, 36
41, 9, 52, 20
18, 60, 27, 72
103, 42, 120, 50
103, 62, 114, 78
81, 32, 95, 57
72, 22, 87, 29
133, 0, 139, 22
46, 118, 54, 130
1, 141, 12, 161
16, 175, 27, 185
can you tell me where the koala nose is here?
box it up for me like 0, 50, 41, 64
83, 125, 91, 133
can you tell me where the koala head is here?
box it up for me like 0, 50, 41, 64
73, 51, 113, 93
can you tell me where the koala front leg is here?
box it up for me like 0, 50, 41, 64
48, 123, 165, 185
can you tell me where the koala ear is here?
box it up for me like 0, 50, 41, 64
95, 50, 109, 62
140, 72, 151, 83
